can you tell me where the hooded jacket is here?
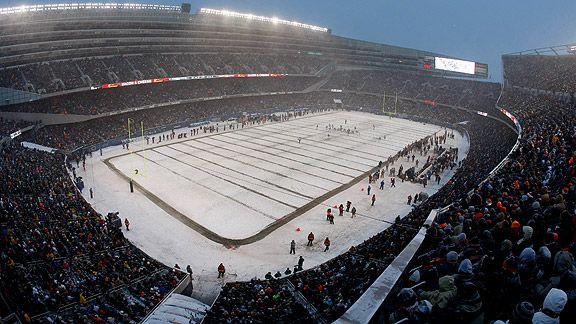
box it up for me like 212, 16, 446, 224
420, 275, 457, 309
532, 288, 567, 324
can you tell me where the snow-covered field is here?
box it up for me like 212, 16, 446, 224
79, 110, 469, 303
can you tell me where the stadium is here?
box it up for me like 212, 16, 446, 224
0, 2, 574, 324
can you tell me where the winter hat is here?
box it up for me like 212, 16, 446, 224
532, 201, 541, 210
397, 288, 417, 307
458, 259, 473, 275
532, 288, 567, 324
415, 300, 433, 315
522, 226, 533, 240
501, 239, 513, 252
537, 246, 552, 264
446, 251, 459, 263
519, 248, 536, 264
409, 270, 421, 283
456, 233, 467, 243
521, 194, 529, 202
512, 301, 534, 323
511, 220, 521, 229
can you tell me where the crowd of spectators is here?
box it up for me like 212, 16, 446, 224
3, 76, 319, 115
205, 279, 313, 323
0, 143, 186, 322
322, 70, 501, 112
7, 67, 544, 322
0, 117, 35, 137
199, 83, 518, 321
0, 53, 330, 94
385, 90, 575, 323
503, 54, 576, 93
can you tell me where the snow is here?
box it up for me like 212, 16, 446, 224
142, 293, 209, 324
79, 110, 469, 304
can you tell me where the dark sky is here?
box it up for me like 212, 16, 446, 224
2, 0, 576, 81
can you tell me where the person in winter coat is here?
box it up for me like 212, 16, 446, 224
218, 263, 225, 278
298, 256, 304, 270
450, 282, 484, 324
346, 201, 351, 212
124, 218, 130, 231
324, 237, 331, 252
351, 207, 357, 218
532, 288, 567, 324
371, 194, 376, 206
419, 275, 457, 310
290, 240, 296, 254
307, 232, 315, 246
338, 204, 344, 216
389, 288, 433, 323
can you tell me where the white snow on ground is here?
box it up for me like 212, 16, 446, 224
78, 110, 469, 304
142, 293, 209, 324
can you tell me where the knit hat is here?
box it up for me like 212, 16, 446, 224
519, 248, 536, 264
512, 301, 534, 323
501, 239, 513, 252
456, 233, 467, 243
458, 259, 473, 275
446, 251, 459, 263
511, 220, 521, 229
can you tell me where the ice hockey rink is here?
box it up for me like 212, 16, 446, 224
80, 110, 469, 302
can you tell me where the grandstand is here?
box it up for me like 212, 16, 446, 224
0, 2, 574, 324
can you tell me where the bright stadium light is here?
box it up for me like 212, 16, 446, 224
0, 3, 181, 15
199, 7, 329, 32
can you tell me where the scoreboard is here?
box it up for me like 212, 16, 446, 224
422, 56, 488, 78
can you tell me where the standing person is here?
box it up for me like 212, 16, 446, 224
324, 237, 331, 252
124, 218, 130, 231
380, 179, 385, 190
217, 263, 226, 278
407, 195, 412, 205
372, 194, 376, 206
346, 201, 352, 212
369, 174, 373, 184
339, 204, 344, 216
298, 256, 304, 270
328, 213, 335, 224
367, 184, 372, 195
423, 177, 427, 188
186, 265, 193, 277
307, 232, 315, 246
391, 178, 396, 187
290, 240, 296, 254
351, 207, 357, 218
326, 208, 332, 221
